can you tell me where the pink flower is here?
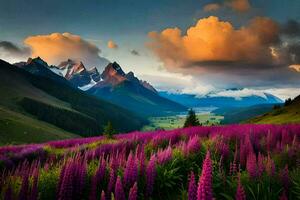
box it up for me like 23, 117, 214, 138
107, 168, 116, 200
188, 171, 197, 200
246, 152, 257, 179
265, 155, 275, 177
197, 151, 213, 200
235, 176, 246, 200
114, 176, 125, 200
123, 152, 138, 188
146, 155, 156, 197
128, 182, 138, 200
280, 165, 290, 190
186, 136, 201, 155
100, 191, 106, 200
157, 146, 172, 165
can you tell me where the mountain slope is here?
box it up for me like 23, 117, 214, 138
0, 59, 146, 143
213, 104, 278, 124
87, 62, 187, 116
159, 91, 283, 108
0, 106, 79, 145
247, 96, 300, 124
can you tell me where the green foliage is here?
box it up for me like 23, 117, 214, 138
183, 109, 200, 128
290, 168, 300, 199
154, 159, 183, 199
284, 98, 292, 106
103, 121, 116, 139
244, 174, 282, 200
38, 168, 60, 200
19, 97, 102, 137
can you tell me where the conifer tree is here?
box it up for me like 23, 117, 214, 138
183, 109, 200, 128
104, 121, 116, 138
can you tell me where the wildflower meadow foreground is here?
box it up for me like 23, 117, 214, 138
1, 124, 300, 200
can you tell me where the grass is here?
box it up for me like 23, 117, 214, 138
142, 113, 223, 131
247, 100, 300, 124
0, 106, 79, 146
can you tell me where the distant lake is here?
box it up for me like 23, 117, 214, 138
176, 106, 218, 116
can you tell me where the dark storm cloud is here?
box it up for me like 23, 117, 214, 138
287, 42, 300, 63
131, 50, 140, 56
281, 20, 300, 37
0, 41, 30, 57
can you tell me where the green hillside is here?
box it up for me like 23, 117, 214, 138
0, 59, 146, 144
213, 104, 277, 124
0, 107, 78, 145
247, 96, 300, 124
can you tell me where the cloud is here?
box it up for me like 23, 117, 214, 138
0, 41, 30, 63
203, 3, 221, 12
226, 0, 251, 12
289, 64, 300, 72
148, 16, 300, 88
281, 20, 300, 37
148, 16, 279, 72
131, 50, 140, 56
107, 40, 118, 49
208, 87, 300, 100
24, 33, 109, 69
209, 88, 269, 100
203, 0, 251, 13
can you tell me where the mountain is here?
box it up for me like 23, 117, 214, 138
16, 58, 102, 88
87, 62, 187, 116
15, 57, 70, 85
0, 59, 146, 144
56, 59, 101, 87
159, 90, 283, 108
247, 96, 300, 124
213, 104, 279, 124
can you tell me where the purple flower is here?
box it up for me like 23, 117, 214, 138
257, 153, 265, 177
58, 163, 74, 200
146, 155, 156, 197
266, 155, 275, 177
18, 172, 29, 200
29, 168, 39, 200
186, 136, 201, 155
101, 191, 106, 200
157, 146, 172, 165
114, 176, 125, 200
235, 176, 246, 200
197, 151, 213, 200
128, 182, 138, 200
188, 171, 197, 200
107, 168, 116, 200
280, 165, 290, 190
123, 152, 138, 188
246, 152, 257, 179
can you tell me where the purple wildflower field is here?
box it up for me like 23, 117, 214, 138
0, 124, 300, 200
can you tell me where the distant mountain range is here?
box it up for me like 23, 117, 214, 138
16, 58, 187, 116
159, 90, 283, 108
87, 62, 187, 116
0, 58, 147, 144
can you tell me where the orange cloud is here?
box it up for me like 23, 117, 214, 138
226, 0, 251, 12
203, 3, 221, 12
289, 64, 300, 72
107, 40, 118, 49
148, 16, 279, 72
24, 32, 109, 68
203, 0, 251, 13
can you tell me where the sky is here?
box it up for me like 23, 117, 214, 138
0, 0, 300, 99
